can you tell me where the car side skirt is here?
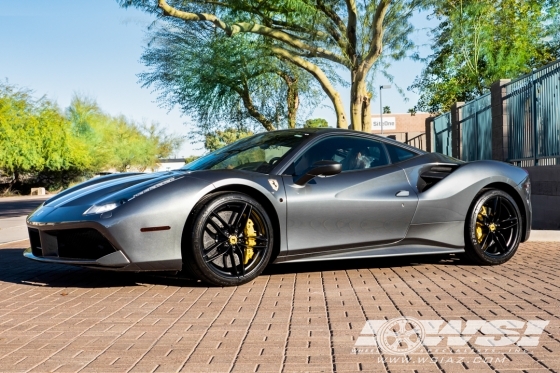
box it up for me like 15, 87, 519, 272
273, 244, 464, 263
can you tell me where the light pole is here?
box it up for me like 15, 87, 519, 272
379, 85, 391, 135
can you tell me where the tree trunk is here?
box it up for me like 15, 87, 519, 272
350, 67, 368, 131
286, 80, 299, 129
361, 90, 372, 133
272, 47, 348, 129
280, 73, 299, 129
11, 169, 20, 186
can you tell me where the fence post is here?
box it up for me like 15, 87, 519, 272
425, 117, 434, 152
450, 102, 464, 159
490, 79, 511, 162
531, 68, 538, 166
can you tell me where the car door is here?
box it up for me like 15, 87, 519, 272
281, 135, 418, 255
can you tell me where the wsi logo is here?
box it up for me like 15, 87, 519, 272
355, 317, 549, 355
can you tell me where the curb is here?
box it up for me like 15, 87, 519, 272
527, 230, 560, 242
0, 195, 53, 202
0, 238, 28, 247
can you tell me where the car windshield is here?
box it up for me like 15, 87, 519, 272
181, 131, 310, 174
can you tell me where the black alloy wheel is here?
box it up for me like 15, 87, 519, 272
185, 193, 273, 286
465, 189, 522, 265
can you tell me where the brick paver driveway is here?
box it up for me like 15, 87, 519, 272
0, 240, 558, 373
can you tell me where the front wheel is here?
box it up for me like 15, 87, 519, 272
185, 193, 274, 286
464, 189, 522, 265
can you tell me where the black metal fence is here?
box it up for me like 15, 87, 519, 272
432, 112, 452, 156
429, 59, 560, 165
459, 93, 492, 161
505, 60, 560, 166
405, 133, 426, 151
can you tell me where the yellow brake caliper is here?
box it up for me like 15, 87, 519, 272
476, 206, 488, 243
243, 218, 256, 264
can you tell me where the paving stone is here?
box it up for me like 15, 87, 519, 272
0, 240, 558, 372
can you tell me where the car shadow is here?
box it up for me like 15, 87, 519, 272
1, 247, 475, 289
264, 253, 467, 276
0, 248, 203, 289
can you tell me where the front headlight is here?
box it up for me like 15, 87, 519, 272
83, 202, 120, 215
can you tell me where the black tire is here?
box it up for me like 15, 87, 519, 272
184, 193, 274, 286
464, 189, 522, 265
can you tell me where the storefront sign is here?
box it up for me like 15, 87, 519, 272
372, 116, 396, 131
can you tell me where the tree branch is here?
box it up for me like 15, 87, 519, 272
344, 0, 358, 60
230, 83, 275, 131
315, 0, 348, 36
282, 48, 351, 68
157, 0, 347, 66
269, 19, 329, 40
314, 0, 351, 55
363, 0, 391, 68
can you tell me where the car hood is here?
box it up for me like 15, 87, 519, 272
41, 171, 184, 210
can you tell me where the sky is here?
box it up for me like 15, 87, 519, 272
0, 0, 432, 157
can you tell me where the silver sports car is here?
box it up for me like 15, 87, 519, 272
25, 128, 531, 286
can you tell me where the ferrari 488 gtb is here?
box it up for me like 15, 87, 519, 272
25, 128, 531, 286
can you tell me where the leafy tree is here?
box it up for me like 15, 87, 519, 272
118, 0, 428, 132
184, 155, 200, 164
66, 96, 112, 170
204, 127, 254, 152
141, 122, 185, 160
141, 25, 321, 131
304, 118, 329, 128
0, 83, 89, 184
383, 106, 391, 114
410, 0, 560, 113
66, 95, 184, 172
0, 85, 184, 192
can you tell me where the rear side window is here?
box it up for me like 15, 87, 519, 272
385, 143, 417, 163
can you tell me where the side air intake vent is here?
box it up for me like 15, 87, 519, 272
418, 164, 460, 192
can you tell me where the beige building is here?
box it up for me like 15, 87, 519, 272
370, 113, 431, 151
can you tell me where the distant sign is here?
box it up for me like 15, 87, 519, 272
371, 116, 396, 131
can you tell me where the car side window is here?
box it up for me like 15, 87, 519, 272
385, 143, 417, 163
291, 136, 389, 175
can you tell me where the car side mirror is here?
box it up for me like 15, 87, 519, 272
295, 160, 342, 186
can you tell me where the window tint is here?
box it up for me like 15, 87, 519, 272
290, 136, 389, 175
182, 131, 308, 174
385, 143, 417, 163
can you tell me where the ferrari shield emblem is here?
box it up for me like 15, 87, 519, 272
268, 179, 279, 191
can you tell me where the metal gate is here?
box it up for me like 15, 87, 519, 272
459, 93, 492, 161
505, 60, 560, 166
432, 112, 452, 156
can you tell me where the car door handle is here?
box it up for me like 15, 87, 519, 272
396, 190, 410, 197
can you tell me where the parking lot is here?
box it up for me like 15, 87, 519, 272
0, 239, 559, 373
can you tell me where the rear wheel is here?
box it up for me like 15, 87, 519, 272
185, 193, 273, 286
464, 189, 521, 265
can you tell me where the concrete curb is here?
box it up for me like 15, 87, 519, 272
527, 230, 560, 242
0, 195, 53, 202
